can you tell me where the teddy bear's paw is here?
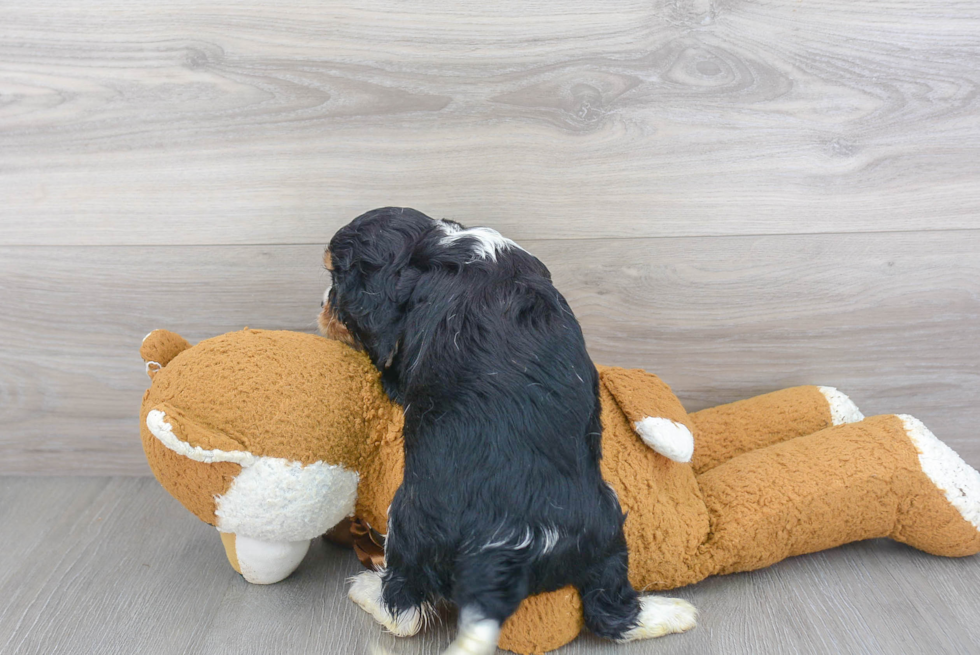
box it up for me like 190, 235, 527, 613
618, 595, 697, 642
348, 570, 427, 637
900, 414, 980, 531
633, 418, 695, 463
818, 387, 865, 425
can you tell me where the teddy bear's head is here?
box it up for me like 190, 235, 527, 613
138, 329, 402, 578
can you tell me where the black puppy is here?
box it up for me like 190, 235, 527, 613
321, 207, 694, 653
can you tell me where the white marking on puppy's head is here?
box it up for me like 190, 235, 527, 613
433, 218, 462, 235
436, 222, 524, 262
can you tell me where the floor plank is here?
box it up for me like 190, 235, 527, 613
1, 477, 978, 654
1, 0, 979, 244
1, 230, 978, 475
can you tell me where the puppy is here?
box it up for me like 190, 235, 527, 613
320, 207, 695, 654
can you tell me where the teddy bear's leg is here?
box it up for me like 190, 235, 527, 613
888, 415, 980, 557
688, 386, 864, 474
690, 415, 980, 581
218, 530, 311, 584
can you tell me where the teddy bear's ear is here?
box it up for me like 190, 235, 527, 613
599, 366, 695, 463
140, 329, 192, 379
145, 402, 253, 464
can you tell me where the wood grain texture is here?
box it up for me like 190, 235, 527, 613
1, 230, 977, 475
1, 477, 979, 654
1, 1, 979, 244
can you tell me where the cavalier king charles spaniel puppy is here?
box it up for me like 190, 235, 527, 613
320, 207, 688, 654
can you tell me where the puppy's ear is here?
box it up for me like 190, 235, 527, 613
367, 265, 421, 369
386, 266, 421, 304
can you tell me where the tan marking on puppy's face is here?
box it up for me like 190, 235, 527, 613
319, 248, 358, 347
319, 301, 358, 348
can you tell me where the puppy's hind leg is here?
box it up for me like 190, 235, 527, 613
349, 509, 435, 638
442, 549, 530, 655
442, 607, 502, 655
578, 538, 697, 642
348, 567, 432, 637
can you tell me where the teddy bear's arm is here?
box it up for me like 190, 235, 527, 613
597, 366, 695, 463
688, 386, 863, 474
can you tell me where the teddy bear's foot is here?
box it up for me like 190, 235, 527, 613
219, 531, 310, 584
616, 596, 697, 642
892, 415, 980, 557
348, 570, 430, 637
817, 387, 865, 425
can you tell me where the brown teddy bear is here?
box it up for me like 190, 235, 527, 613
139, 328, 980, 654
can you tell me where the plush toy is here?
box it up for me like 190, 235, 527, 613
139, 328, 980, 654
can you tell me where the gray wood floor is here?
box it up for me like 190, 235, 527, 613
1, 476, 979, 655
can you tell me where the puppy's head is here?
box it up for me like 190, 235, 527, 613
319, 207, 435, 369
318, 249, 355, 345
319, 207, 541, 375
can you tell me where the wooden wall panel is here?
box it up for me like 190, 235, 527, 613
1, 0, 979, 245
2, 231, 977, 475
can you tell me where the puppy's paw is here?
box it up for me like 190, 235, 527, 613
618, 595, 697, 642
348, 570, 424, 637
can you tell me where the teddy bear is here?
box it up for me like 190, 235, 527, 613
138, 328, 980, 654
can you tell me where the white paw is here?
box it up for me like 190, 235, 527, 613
618, 595, 698, 642
633, 417, 695, 463
441, 608, 500, 655
348, 570, 424, 637
818, 387, 865, 425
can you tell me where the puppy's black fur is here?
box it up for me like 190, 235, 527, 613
327, 207, 641, 638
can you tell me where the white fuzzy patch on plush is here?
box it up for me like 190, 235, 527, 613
233, 534, 311, 584
901, 414, 980, 531
633, 417, 695, 463
146, 410, 256, 465
618, 596, 698, 642
818, 387, 865, 425
148, 409, 360, 543
215, 457, 359, 542
348, 569, 428, 637
438, 225, 524, 262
